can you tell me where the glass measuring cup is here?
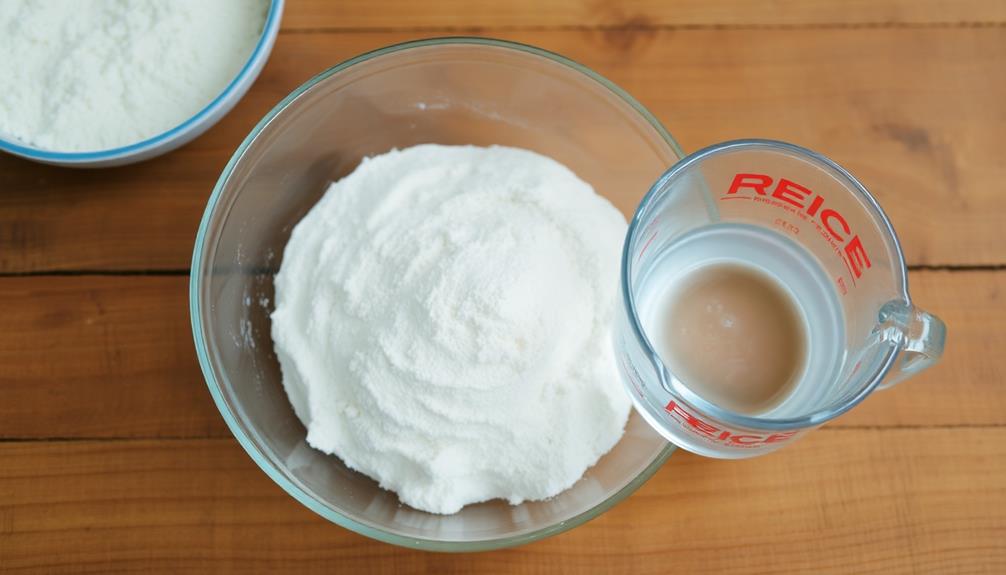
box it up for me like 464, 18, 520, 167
615, 139, 946, 458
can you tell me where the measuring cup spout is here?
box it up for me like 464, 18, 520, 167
876, 300, 947, 389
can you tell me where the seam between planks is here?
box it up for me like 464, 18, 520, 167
278, 21, 1006, 35
1, 264, 1002, 278
0, 425, 1002, 443
0, 269, 190, 277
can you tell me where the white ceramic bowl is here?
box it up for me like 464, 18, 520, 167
0, 0, 284, 168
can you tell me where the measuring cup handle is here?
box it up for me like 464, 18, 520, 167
877, 301, 947, 389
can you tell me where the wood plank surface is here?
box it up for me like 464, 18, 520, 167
0, 270, 997, 438
0, 276, 224, 439
2, 429, 1003, 573
3, 2, 1004, 572
286, 0, 1006, 28
2, 27, 1005, 271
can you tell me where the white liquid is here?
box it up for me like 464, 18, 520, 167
635, 223, 845, 417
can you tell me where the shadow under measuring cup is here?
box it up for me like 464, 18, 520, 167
615, 139, 947, 459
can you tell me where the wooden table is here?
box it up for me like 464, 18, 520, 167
2, 1, 1005, 572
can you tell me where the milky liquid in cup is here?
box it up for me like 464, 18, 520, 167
647, 262, 809, 414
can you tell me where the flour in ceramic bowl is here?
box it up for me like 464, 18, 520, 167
271, 144, 631, 514
0, 0, 267, 152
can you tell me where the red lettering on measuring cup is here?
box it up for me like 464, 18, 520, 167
771, 178, 812, 209
844, 235, 872, 278
664, 400, 800, 448
764, 432, 798, 443
664, 400, 718, 435
727, 173, 773, 196
820, 209, 850, 241
806, 195, 824, 216
722, 173, 873, 286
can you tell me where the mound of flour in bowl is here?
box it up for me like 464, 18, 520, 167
271, 144, 631, 514
0, 0, 266, 152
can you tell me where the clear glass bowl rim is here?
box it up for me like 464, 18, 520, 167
189, 36, 683, 552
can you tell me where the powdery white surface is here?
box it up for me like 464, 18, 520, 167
271, 145, 631, 514
0, 0, 266, 152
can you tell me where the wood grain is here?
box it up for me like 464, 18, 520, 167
0, 270, 997, 439
0, 276, 225, 439
2, 429, 1003, 573
2, 27, 1004, 271
285, 0, 1006, 28
1, 3, 1003, 571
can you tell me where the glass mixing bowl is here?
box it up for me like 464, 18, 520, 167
190, 37, 684, 551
